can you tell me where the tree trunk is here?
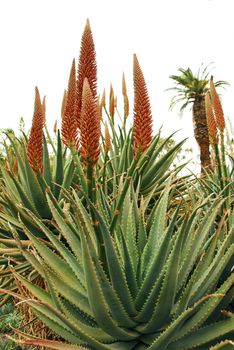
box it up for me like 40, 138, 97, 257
192, 95, 211, 174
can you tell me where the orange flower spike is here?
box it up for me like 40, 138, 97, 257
210, 76, 225, 131
122, 72, 127, 96
109, 84, 115, 118
27, 87, 44, 173
133, 54, 153, 155
104, 122, 111, 152
61, 59, 78, 147
122, 72, 129, 118
53, 119, 58, 135
97, 95, 102, 121
42, 96, 46, 125
205, 91, 218, 145
61, 89, 67, 119
80, 78, 101, 167
77, 19, 97, 129
101, 88, 106, 108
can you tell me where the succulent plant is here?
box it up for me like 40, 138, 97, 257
1, 181, 233, 350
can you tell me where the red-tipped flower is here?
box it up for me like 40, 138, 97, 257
133, 54, 153, 155
205, 91, 218, 145
104, 122, 111, 152
210, 76, 225, 131
122, 72, 129, 118
27, 87, 44, 173
109, 84, 115, 118
76, 19, 97, 129
62, 58, 78, 147
42, 95, 46, 125
80, 78, 100, 167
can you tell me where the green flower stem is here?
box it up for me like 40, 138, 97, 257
102, 152, 109, 195
220, 130, 230, 209
86, 163, 96, 203
214, 143, 223, 190
104, 106, 118, 154
70, 145, 88, 195
44, 124, 56, 154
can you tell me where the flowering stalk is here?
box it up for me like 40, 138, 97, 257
42, 96, 46, 126
210, 76, 225, 131
61, 89, 67, 119
76, 19, 97, 129
80, 78, 101, 200
102, 122, 111, 194
109, 84, 115, 119
27, 87, 44, 173
122, 72, 129, 134
205, 91, 223, 186
61, 58, 78, 148
133, 54, 153, 156
205, 91, 218, 145
210, 77, 230, 208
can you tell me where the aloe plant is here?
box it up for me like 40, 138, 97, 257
1, 181, 233, 350
0, 125, 75, 302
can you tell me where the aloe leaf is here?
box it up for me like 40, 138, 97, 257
0, 166, 21, 201
173, 273, 234, 341
70, 145, 88, 194
6, 135, 29, 190
58, 159, 75, 200
19, 218, 84, 293
147, 295, 225, 350
110, 152, 140, 233
120, 227, 138, 298
177, 199, 224, 291
137, 133, 161, 171
167, 317, 234, 350
125, 203, 138, 273
140, 182, 171, 275
18, 339, 89, 350
88, 240, 137, 328
53, 130, 64, 199
43, 133, 52, 186
83, 196, 137, 317
21, 297, 109, 349
80, 230, 138, 340
108, 341, 139, 349
137, 200, 147, 255
189, 242, 234, 305
25, 209, 85, 290
12, 270, 53, 304
45, 194, 84, 276
141, 139, 186, 188
210, 340, 234, 349
135, 208, 179, 311
118, 131, 131, 174
139, 219, 185, 333
7, 170, 38, 213
30, 307, 92, 346
46, 268, 92, 318
21, 147, 51, 217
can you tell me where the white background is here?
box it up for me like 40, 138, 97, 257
0, 0, 233, 169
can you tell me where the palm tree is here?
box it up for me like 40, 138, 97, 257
168, 65, 228, 174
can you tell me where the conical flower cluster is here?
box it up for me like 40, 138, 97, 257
27, 87, 44, 173
210, 76, 225, 131
122, 72, 129, 118
205, 91, 218, 145
61, 58, 78, 147
133, 54, 153, 155
80, 79, 100, 167
76, 19, 97, 129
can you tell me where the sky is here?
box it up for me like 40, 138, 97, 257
0, 0, 233, 169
